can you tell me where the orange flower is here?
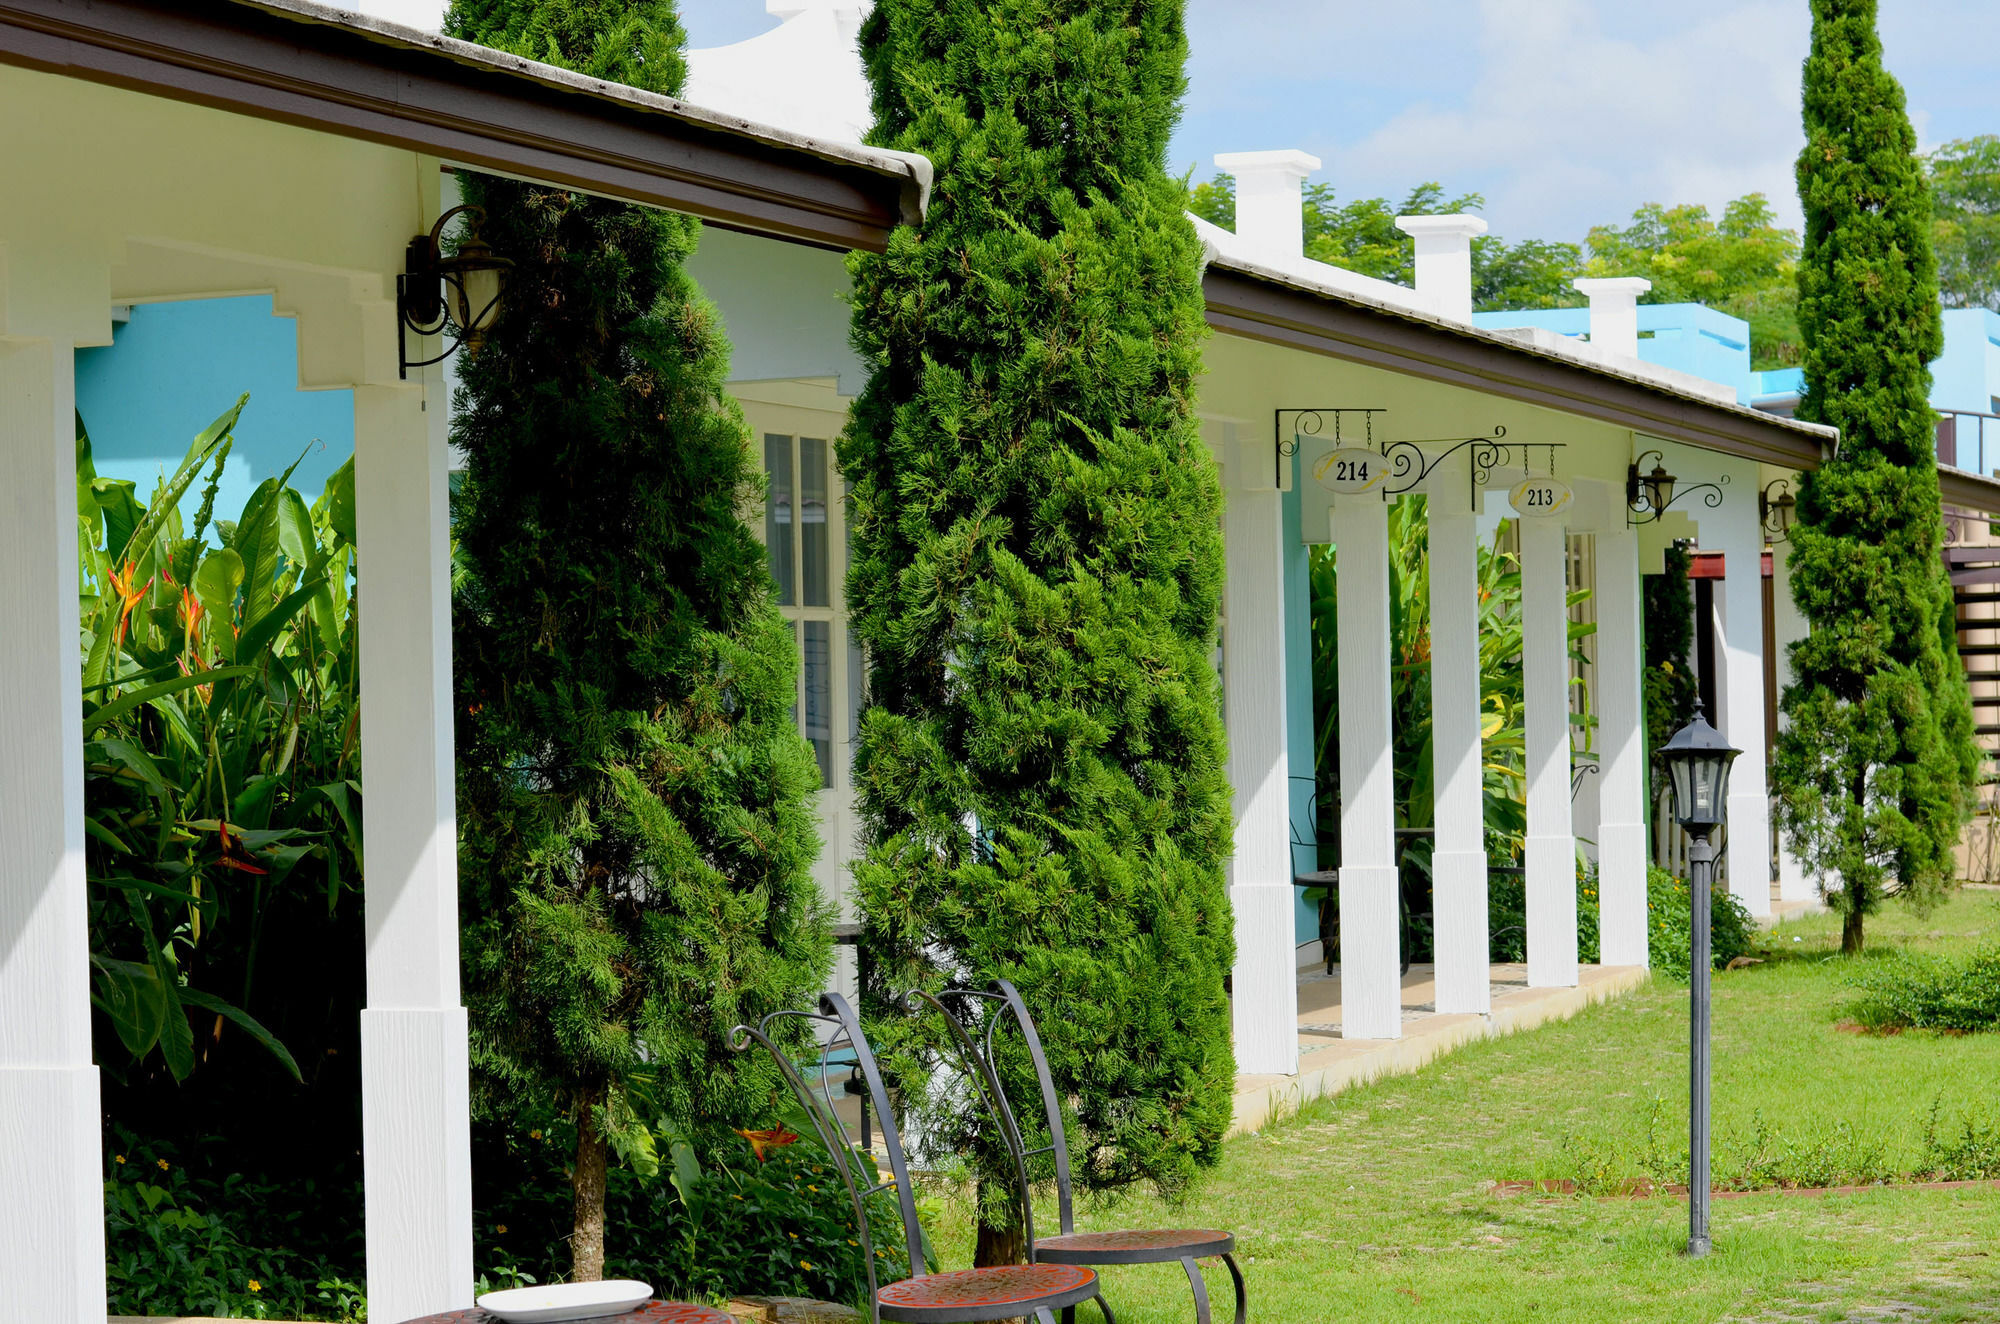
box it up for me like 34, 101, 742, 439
178, 586, 207, 651
215, 821, 269, 876
105, 561, 152, 649
734, 1126, 800, 1161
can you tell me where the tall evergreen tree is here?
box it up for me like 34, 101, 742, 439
1773, 0, 1979, 955
445, 0, 829, 1280
843, 0, 1235, 1264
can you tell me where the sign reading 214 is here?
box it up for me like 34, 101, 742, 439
1313, 447, 1390, 496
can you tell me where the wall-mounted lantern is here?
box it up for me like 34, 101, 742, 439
1627, 449, 1726, 525
397, 204, 511, 379
1759, 479, 1797, 544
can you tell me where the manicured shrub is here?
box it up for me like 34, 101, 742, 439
1849, 945, 2000, 1032
841, 0, 1234, 1264
445, 0, 830, 1279
1645, 866, 1757, 980
1773, 0, 1980, 955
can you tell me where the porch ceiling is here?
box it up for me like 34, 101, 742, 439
0, 0, 929, 253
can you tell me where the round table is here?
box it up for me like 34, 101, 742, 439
400, 1303, 736, 1324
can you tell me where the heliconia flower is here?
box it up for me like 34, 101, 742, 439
105, 561, 153, 649
735, 1126, 800, 1161
178, 586, 206, 647
215, 820, 270, 876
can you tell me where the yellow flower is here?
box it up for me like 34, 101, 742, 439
847, 1240, 858, 1247
789, 1232, 798, 1240
801, 1262, 813, 1272
248, 1281, 262, 1293
114, 1156, 126, 1165
157, 1159, 169, 1171
808, 1184, 818, 1192
530, 1130, 543, 1140
497, 1225, 509, 1235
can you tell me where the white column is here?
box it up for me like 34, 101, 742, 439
1335, 493, 1402, 1039
1712, 500, 1773, 918
355, 376, 475, 1322
1521, 517, 1579, 987
1771, 534, 1815, 901
1226, 475, 1299, 1076
1395, 214, 1489, 323
1428, 498, 1489, 1013
1596, 527, 1649, 965
1573, 277, 1653, 360
0, 337, 106, 1324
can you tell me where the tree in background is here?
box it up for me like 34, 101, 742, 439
1773, 0, 1979, 956
846, 0, 1235, 1265
445, 0, 828, 1280
1928, 136, 2000, 312
1641, 541, 1698, 818
1189, 175, 1582, 309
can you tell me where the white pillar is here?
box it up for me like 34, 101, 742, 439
1711, 495, 1773, 919
1771, 534, 1815, 901
1395, 214, 1489, 324
1428, 498, 1489, 1013
1335, 493, 1402, 1039
355, 377, 475, 1323
1596, 527, 1649, 965
1226, 472, 1299, 1076
0, 337, 106, 1324
1213, 149, 1319, 267
1521, 517, 1578, 987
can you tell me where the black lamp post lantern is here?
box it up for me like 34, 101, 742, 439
397, 203, 511, 379
1659, 700, 1741, 1258
1759, 478, 1797, 544
1627, 448, 1728, 525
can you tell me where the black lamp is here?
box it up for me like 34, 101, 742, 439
1759, 479, 1797, 544
1626, 450, 1678, 519
397, 204, 511, 378
1657, 697, 1740, 1260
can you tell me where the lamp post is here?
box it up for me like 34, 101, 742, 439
1658, 701, 1741, 1258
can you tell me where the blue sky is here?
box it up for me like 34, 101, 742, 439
677, 0, 2000, 247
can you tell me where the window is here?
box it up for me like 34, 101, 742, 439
765, 432, 838, 785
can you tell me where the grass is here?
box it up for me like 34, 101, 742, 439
918, 889, 2000, 1322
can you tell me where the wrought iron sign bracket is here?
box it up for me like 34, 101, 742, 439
1275, 407, 1385, 490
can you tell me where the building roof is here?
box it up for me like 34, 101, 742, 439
0, 0, 930, 252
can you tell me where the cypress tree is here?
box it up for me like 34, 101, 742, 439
843, 0, 1235, 1264
445, 0, 829, 1279
1773, 0, 1979, 955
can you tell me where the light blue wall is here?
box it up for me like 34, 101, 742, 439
1282, 452, 1319, 944
74, 297, 354, 520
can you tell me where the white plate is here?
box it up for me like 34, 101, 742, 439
476, 1280, 653, 1323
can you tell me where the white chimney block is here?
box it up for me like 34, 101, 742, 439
1394, 214, 1488, 323
1214, 149, 1321, 265
1572, 277, 1653, 360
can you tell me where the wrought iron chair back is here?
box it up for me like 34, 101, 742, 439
924, 979, 1079, 1238
729, 991, 924, 1320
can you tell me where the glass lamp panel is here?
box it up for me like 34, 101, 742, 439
456, 266, 503, 333
1691, 757, 1721, 822
1670, 757, 1694, 825
765, 434, 795, 606
803, 620, 833, 786
801, 436, 830, 607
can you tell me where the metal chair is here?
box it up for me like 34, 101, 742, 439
914, 981, 1246, 1324
730, 992, 1112, 1324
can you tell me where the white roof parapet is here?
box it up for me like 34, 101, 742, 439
1395, 213, 1488, 325
1572, 277, 1654, 362
1213, 149, 1321, 266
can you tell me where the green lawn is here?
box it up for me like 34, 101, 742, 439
922, 889, 2000, 1322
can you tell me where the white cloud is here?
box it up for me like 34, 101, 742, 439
1321, 0, 1810, 242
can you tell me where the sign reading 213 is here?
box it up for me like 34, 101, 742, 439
1313, 447, 1390, 496
1509, 475, 1573, 519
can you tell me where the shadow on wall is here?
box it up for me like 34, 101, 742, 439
75, 295, 355, 517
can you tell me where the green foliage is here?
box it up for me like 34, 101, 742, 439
1486, 865, 1602, 965
1583, 196, 1803, 368
843, 0, 1235, 1231
78, 402, 360, 1086
1926, 136, 2000, 312
474, 1111, 914, 1307
1188, 174, 1583, 310
103, 1128, 365, 1322
1773, 0, 1980, 956
1849, 944, 2000, 1032
446, 0, 830, 1274
1641, 542, 1697, 813
1642, 866, 1758, 981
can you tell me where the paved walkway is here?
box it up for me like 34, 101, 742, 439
1230, 961, 1649, 1135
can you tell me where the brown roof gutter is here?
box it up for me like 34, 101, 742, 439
1203, 263, 1833, 470
0, 0, 929, 253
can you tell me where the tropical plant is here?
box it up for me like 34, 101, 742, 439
79, 398, 362, 1087
844, 0, 1235, 1268
1307, 499, 1593, 953
1642, 540, 1697, 823
444, 0, 831, 1282
1774, 0, 1980, 956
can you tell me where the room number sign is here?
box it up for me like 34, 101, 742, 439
1509, 475, 1573, 519
1313, 447, 1390, 496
